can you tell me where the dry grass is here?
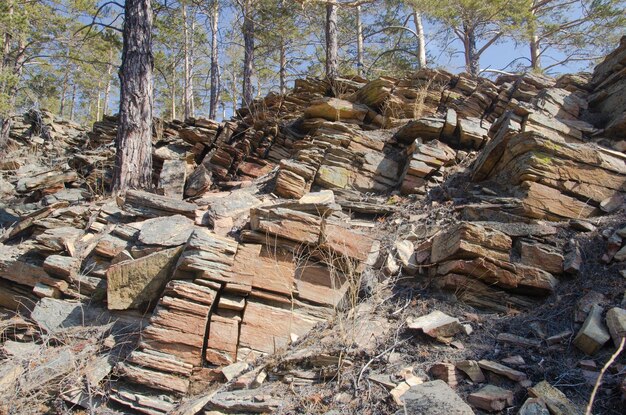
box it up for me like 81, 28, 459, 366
0, 315, 118, 415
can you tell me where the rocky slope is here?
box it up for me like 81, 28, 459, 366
0, 37, 625, 415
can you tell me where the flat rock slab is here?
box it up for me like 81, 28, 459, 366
107, 246, 184, 310
138, 215, 195, 246
478, 360, 527, 382
395, 380, 475, 415
31, 298, 144, 335
528, 381, 584, 415
407, 310, 463, 339
467, 385, 513, 412
304, 97, 368, 122
123, 190, 198, 218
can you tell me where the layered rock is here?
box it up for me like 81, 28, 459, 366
587, 35, 626, 139
472, 130, 626, 220
432, 222, 558, 311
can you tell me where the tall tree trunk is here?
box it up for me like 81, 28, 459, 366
182, 2, 192, 119
241, 0, 254, 109
0, 1, 14, 151
356, 5, 363, 76
209, 0, 219, 119
463, 23, 479, 77
59, 64, 70, 117
87, 97, 93, 123
70, 79, 77, 121
231, 72, 239, 115
170, 63, 176, 120
103, 48, 114, 119
325, 2, 338, 80
112, 0, 154, 192
96, 81, 102, 122
190, 11, 195, 116
0, 1, 13, 89
530, 35, 540, 70
279, 38, 286, 94
529, 3, 541, 71
0, 38, 26, 149
412, 9, 426, 69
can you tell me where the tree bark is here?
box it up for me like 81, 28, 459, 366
96, 80, 102, 122
209, 0, 219, 120
279, 38, 287, 94
530, 35, 540, 70
0, 39, 25, 151
190, 10, 195, 116
112, 0, 154, 192
182, 1, 192, 119
59, 63, 70, 117
356, 5, 363, 76
70, 79, 77, 121
241, 0, 254, 109
231, 72, 239, 116
103, 48, 114, 119
0, 1, 14, 151
412, 9, 426, 69
170, 62, 176, 120
325, 2, 339, 80
463, 23, 479, 77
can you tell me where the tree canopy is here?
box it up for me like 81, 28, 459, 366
0, 0, 623, 129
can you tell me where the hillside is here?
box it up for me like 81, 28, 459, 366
0, 37, 625, 415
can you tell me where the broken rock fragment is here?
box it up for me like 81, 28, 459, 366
573, 304, 611, 355
395, 380, 474, 415
477, 360, 527, 382
455, 360, 486, 383
467, 385, 513, 412
606, 307, 626, 347
137, 214, 195, 246
407, 310, 463, 340
106, 246, 184, 310
528, 381, 584, 415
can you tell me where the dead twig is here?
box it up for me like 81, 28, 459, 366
585, 337, 625, 415
355, 336, 411, 390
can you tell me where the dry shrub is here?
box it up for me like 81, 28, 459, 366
0, 320, 114, 415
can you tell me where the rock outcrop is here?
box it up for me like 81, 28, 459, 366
1, 36, 626, 415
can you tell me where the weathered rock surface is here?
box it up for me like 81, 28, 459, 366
106, 246, 184, 310
396, 380, 475, 415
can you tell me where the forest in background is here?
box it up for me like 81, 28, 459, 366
0, 0, 624, 127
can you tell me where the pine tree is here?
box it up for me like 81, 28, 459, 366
112, 0, 154, 191
524, 0, 626, 72
423, 0, 527, 76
